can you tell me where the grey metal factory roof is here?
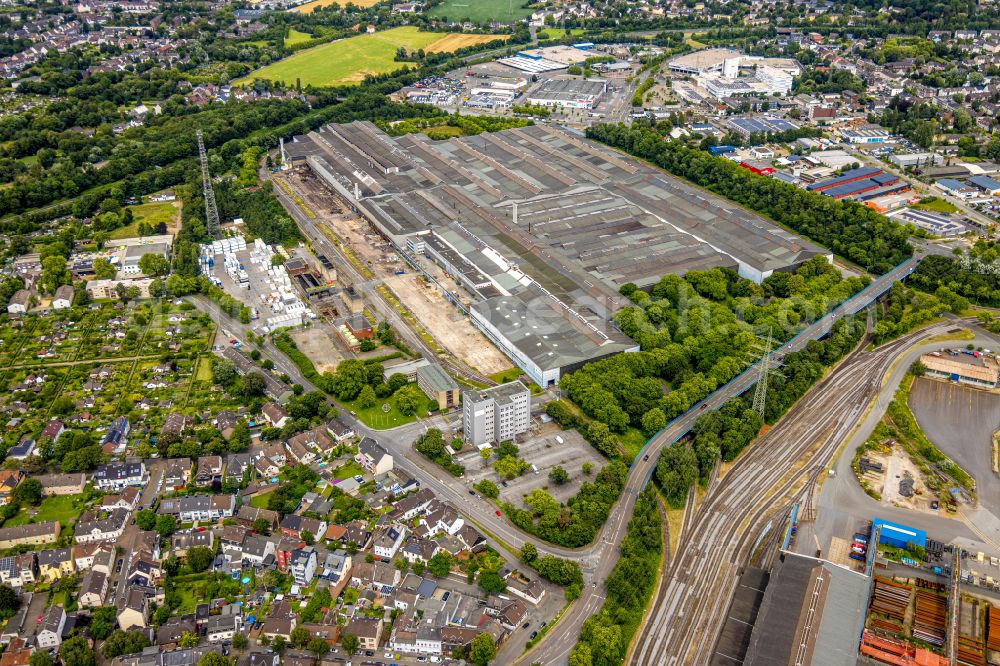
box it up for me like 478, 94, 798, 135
527, 78, 607, 103
742, 552, 867, 666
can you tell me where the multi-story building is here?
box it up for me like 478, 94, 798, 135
461, 381, 531, 448
289, 547, 317, 586
94, 461, 145, 491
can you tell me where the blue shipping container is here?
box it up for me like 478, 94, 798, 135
873, 517, 927, 550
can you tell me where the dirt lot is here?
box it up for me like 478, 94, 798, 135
384, 274, 510, 375
909, 377, 1000, 515
289, 327, 344, 374
459, 424, 608, 505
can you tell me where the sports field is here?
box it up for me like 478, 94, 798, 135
237, 27, 504, 87
290, 0, 381, 12
427, 0, 533, 23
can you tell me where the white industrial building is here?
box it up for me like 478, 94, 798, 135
526, 78, 607, 109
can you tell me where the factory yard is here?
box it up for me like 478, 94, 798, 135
383, 273, 510, 376
282, 165, 513, 377
288, 326, 343, 373
909, 377, 1000, 515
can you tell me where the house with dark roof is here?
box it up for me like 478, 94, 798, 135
94, 461, 145, 490
356, 437, 392, 475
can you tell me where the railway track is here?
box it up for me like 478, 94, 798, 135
630, 326, 945, 666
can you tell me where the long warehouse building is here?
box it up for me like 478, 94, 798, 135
285, 121, 828, 386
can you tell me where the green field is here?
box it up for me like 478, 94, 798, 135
539, 28, 586, 39
342, 385, 431, 429
236, 27, 446, 88
286, 28, 315, 46
912, 198, 959, 214
332, 461, 365, 480
250, 491, 275, 509
427, 0, 534, 23
3, 494, 86, 528
111, 201, 178, 239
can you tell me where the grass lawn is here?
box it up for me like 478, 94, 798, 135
286, 28, 315, 46
427, 0, 533, 23
621, 428, 648, 461
111, 201, 179, 239
194, 355, 213, 381
912, 199, 959, 214
4, 494, 86, 528
332, 460, 365, 480
341, 384, 430, 429
236, 27, 447, 87
250, 491, 275, 509
539, 28, 587, 39
489, 367, 522, 384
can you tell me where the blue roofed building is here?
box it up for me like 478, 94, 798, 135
968, 175, 1000, 196
872, 517, 927, 550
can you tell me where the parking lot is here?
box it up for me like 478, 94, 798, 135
459, 424, 607, 505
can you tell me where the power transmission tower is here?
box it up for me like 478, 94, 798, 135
752, 327, 775, 418
197, 130, 220, 239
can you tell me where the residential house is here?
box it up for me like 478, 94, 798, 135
36, 605, 66, 648
226, 453, 252, 484
0, 638, 33, 666
215, 411, 238, 440
240, 534, 276, 568
171, 531, 214, 557
350, 561, 400, 592
0, 553, 37, 588
236, 505, 280, 532
0, 471, 24, 505
94, 461, 145, 490
506, 577, 546, 605
196, 456, 224, 485
39, 419, 64, 443
373, 526, 406, 561
99, 486, 140, 511
289, 427, 334, 457
205, 615, 242, 643
319, 549, 352, 598
117, 587, 150, 630
34, 472, 86, 496
37, 548, 75, 582
101, 416, 130, 453
7, 290, 30, 315
346, 617, 382, 651
163, 458, 193, 491
261, 602, 296, 641
156, 617, 197, 648
356, 437, 392, 475
79, 569, 109, 608
161, 413, 191, 437
0, 521, 60, 549
325, 418, 355, 442
423, 502, 464, 536
401, 538, 438, 564
52, 285, 74, 310
290, 547, 318, 586
6, 438, 34, 461
75, 508, 129, 543
261, 403, 289, 428
391, 488, 434, 521
390, 621, 442, 656
274, 537, 303, 571
158, 495, 235, 523
280, 514, 327, 540
286, 437, 315, 466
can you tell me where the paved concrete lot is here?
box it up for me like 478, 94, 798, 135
384, 273, 510, 375
459, 425, 606, 504
289, 326, 343, 373
909, 377, 1000, 515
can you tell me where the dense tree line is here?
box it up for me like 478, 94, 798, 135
657, 315, 864, 506
793, 67, 866, 94
568, 488, 661, 666
909, 254, 1000, 308
561, 259, 868, 437
504, 460, 627, 547
586, 123, 913, 272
